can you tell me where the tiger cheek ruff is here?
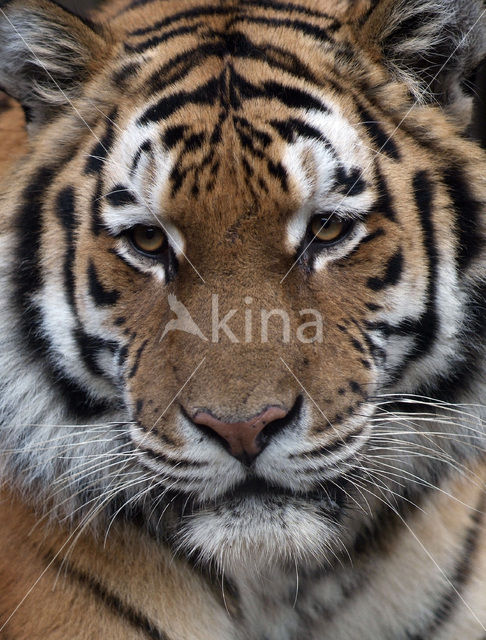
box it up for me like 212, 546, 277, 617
0, 0, 485, 638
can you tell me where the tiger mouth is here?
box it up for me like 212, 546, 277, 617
181, 475, 350, 514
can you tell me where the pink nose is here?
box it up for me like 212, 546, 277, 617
192, 406, 289, 464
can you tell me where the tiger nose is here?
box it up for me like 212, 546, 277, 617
192, 406, 289, 465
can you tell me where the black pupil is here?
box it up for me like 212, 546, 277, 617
145, 228, 156, 239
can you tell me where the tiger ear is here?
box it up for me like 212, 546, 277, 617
0, 0, 108, 129
359, 0, 486, 125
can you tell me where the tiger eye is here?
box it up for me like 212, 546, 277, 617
130, 225, 166, 255
311, 215, 349, 243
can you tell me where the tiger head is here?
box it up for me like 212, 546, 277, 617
0, 0, 485, 572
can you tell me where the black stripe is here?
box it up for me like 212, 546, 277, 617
46, 554, 172, 640
128, 6, 231, 36
442, 165, 484, 271
263, 80, 326, 112
231, 14, 334, 44
16, 166, 55, 311
234, 116, 272, 147
162, 126, 186, 149
55, 186, 77, 309
388, 171, 439, 380
147, 37, 319, 96
88, 260, 120, 306
356, 105, 400, 160
335, 166, 366, 196
139, 446, 207, 470
74, 329, 118, 378
120, 0, 335, 22
85, 108, 118, 175
15, 167, 113, 417
406, 493, 485, 639
91, 176, 105, 235
125, 23, 202, 54
367, 249, 403, 291
139, 76, 220, 125
111, 62, 142, 86
407, 171, 439, 355
269, 117, 323, 143
414, 279, 486, 402
291, 425, 365, 460
131, 141, 153, 176
147, 44, 220, 95
360, 228, 386, 244
55, 190, 119, 380
267, 159, 288, 191
230, 68, 326, 111
351, 482, 434, 558
242, 0, 335, 21
128, 340, 148, 379
350, 318, 386, 365
372, 164, 396, 220
106, 185, 137, 207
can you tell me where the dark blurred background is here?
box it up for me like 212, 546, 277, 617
59, 0, 486, 147
58, 0, 100, 14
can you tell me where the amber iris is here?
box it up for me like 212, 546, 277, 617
130, 225, 166, 256
310, 215, 350, 244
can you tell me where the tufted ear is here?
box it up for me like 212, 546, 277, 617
0, 0, 108, 129
359, 0, 486, 124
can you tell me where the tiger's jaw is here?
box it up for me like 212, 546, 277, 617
167, 477, 349, 573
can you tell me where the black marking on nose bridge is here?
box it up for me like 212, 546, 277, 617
88, 260, 120, 307
356, 104, 400, 161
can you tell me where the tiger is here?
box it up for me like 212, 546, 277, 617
0, 0, 486, 637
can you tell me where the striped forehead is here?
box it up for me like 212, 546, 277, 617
99, 79, 374, 240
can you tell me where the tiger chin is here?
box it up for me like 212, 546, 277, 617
1, 0, 486, 638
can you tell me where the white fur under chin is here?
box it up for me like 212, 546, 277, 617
174, 496, 339, 575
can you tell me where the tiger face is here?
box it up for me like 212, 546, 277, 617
0, 0, 485, 573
